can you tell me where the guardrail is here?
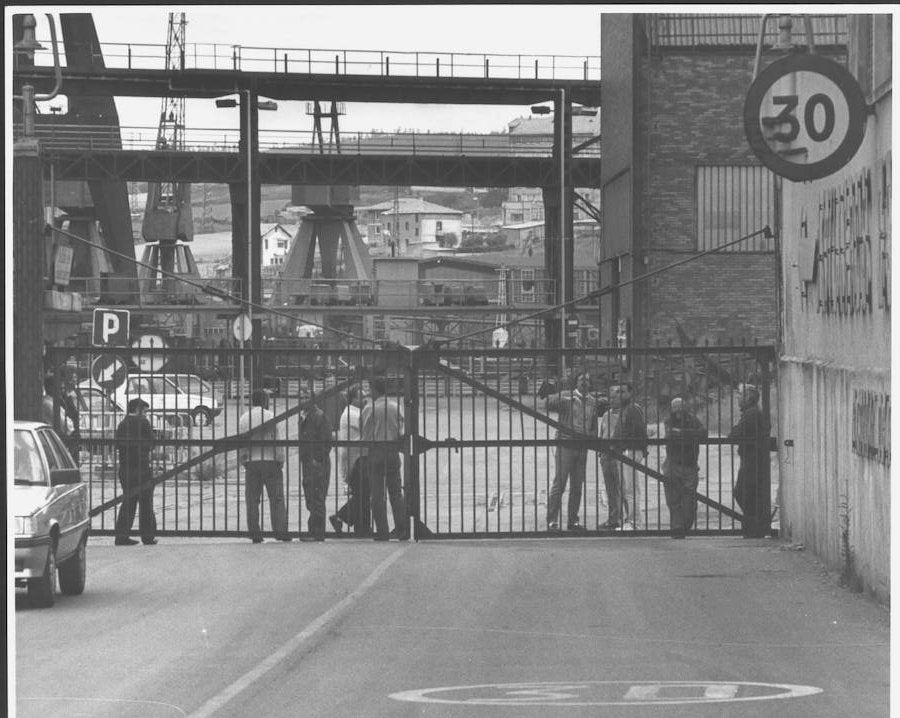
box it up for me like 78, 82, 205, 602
29, 40, 601, 80
65, 276, 242, 307
21, 123, 600, 157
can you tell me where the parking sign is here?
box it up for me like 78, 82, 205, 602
92, 308, 130, 347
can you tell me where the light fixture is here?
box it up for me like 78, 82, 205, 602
215, 98, 237, 108
530, 105, 552, 115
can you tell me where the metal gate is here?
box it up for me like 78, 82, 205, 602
43, 342, 775, 539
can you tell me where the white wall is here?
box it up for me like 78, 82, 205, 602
777, 76, 891, 603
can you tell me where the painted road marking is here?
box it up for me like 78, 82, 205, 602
389, 680, 824, 706
18, 696, 186, 716
187, 545, 409, 718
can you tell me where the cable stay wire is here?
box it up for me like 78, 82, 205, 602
441, 225, 773, 348
49, 224, 382, 347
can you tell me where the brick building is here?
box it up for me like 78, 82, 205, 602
599, 13, 847, 347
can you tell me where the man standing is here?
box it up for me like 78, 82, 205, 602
612, 382, 648, 530
330, 385, 371, 536
729, 385, 771, 538
663, 397, 708, 539
238, 389, 291, 544
545, 370, 601, 533
360, 378, 408, 541
298, 387, 333, 541
597, 385, 622, 530
114, 398, 158, 546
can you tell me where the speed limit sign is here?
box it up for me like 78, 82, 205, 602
744, 54, 867, 182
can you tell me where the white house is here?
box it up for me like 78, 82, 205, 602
357, 198, 463, 257
261, 223, 298, 268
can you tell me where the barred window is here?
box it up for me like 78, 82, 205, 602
696, 165, 775, 252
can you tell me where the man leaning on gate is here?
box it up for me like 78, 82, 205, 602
662, 397, 707, 539
238, 389, 291, 544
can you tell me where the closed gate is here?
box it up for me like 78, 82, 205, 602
43, 342, 775, 539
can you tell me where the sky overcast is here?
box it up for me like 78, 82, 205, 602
13, 4, 604, 135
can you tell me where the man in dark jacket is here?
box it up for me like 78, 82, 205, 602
612, 382, 649, 530
298, 388, 333, 541
114, 398, 158, 545
663, 397, 708, 538
729, 385, 771, 538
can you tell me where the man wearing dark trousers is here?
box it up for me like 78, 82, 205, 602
298, 387, 333, 541
729, 385, 771, 538
238, 389, 291, 543
361, 378, 408, 541
662, 397, 708, 538
544, 370, 601, 532
114, 398, 158, 546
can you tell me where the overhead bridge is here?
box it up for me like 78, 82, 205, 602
16, 42, 600, 105
31, 124, 601, 186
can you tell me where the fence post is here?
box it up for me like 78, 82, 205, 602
335, 54, 340, 74
128, 45, 132, 69
284, 53, 288, 73
386, 56, 390, 76
535, 59, 539, 79
404, 350, 422, 537
436, 56, 440, 77
484, 56, 489, 78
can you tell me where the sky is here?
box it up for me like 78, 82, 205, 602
12, 4, 604, 136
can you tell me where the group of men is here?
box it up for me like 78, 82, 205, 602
544, 371, 770, 538
239, 377, 409, 544
60, 365, 768, 544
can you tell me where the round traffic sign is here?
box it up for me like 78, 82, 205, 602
492, 327, 509, 348
131, 334, 168, 372
744, 54, 867, 182
91, 355, 129, 393
233, 314, 253, 342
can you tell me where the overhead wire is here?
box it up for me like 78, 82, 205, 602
49, 223, 382, 347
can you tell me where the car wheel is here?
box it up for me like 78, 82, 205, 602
28, 540, 57, 608
191, 407, 212, 426
58, 534, 87, 596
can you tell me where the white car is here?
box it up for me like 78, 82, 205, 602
113, 373, 221, 426
13, 421, 90, 608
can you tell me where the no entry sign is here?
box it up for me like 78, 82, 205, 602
744, 54, 867, 182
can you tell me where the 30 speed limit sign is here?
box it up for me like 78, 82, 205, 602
744, 54, 867, 182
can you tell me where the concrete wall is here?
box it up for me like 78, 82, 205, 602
777, 50, 891, 603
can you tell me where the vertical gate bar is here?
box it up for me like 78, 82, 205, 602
404, 352, 420, 535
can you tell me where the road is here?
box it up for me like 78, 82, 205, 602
13, 535, 888, 718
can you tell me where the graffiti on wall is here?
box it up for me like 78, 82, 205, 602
800, 152, 892, 317
851, 389, 890, 467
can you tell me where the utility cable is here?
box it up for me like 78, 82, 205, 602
441, 225, 772, 347
50, 224, 381, 347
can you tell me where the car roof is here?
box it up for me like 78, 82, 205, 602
13, 420, 48, 430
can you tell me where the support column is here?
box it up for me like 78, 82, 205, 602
14, 139, 45, 420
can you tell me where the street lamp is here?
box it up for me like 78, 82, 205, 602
215, 92, 277, 406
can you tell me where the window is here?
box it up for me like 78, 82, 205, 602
520, 269, 536, 303
15, 431, 46, 486
696, 166, 775, 252
405, 221, 410, 231
37, 430, 61, 471
436, 221, 443, 231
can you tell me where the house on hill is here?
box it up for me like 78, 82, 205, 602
356, 198, 463, 257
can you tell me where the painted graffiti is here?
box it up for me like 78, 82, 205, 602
851, 389, 890, 467
802, 153, 891, 317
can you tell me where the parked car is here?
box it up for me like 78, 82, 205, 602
166, 373, 224, 409
74, 382, 170, 460
112, 373, 222, 426
13, 421, 90, 608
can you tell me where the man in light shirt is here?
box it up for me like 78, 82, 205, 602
238, 389, 290, 543
330, 385, 371, 535
597, 387, 622, 530
360, 377, 408, 541
544, 370, 601, 533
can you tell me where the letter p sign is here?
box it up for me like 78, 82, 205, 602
92, 308, 131, 347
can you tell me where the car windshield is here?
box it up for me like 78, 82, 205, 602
14, 430, 46, 486
175, 376, 211, 394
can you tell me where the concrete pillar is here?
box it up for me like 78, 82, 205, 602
14, 140, 46, 420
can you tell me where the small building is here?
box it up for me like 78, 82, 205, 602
260, 223, 297, 268
357, 198, 463, 257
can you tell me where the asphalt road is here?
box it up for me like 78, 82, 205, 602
13, 535, 889, 718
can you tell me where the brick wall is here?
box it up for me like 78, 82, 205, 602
644, 252, 776, 345
632, 50, 777, 344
